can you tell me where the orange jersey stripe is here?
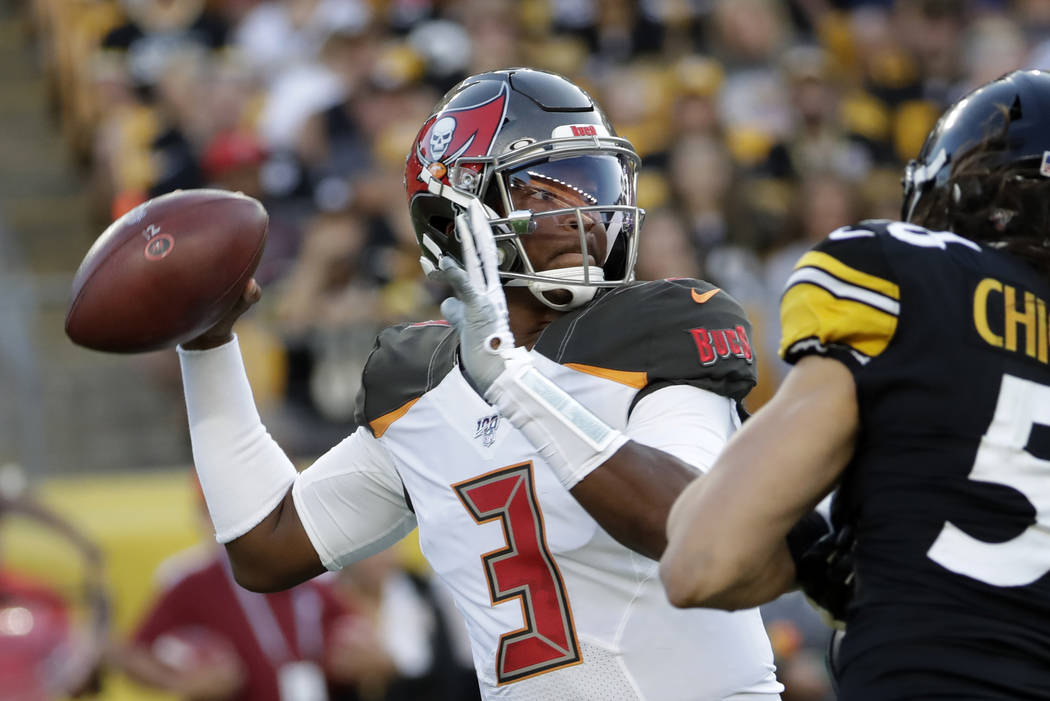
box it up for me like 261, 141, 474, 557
565, 363, 648, 389
370, 397, 421, 437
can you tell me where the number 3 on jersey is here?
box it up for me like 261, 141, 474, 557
928, 374, 1050, 586
453, 462, 582, 684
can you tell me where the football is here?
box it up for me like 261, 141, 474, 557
65, 189, 268, 353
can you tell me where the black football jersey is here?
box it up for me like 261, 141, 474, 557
355, 278, 756, 435
780, 220, 1050, 700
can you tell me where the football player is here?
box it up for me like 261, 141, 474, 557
177, 69, 784, 699
659, 69, 1050, 699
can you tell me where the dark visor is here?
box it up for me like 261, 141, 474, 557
504, 154, 635, 211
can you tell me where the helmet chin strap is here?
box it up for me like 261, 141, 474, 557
506, 266, 605, 311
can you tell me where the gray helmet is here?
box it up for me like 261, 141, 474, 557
404, 68, 643, 309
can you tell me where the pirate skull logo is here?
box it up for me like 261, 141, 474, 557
429, 116, 457, 161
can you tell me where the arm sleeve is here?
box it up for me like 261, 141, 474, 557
179, 336, 298, 543
292, 428, 417, 571
624, 384, 738, 473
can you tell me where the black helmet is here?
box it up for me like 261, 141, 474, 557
404, 68, 643, 310
902, 69, 1050, 223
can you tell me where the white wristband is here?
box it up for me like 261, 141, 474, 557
484, 349, 628, 489
178, 336, 297, 543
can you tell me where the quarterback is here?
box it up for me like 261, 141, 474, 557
177, 69, 782, 699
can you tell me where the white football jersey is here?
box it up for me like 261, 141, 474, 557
295, 280, 782, 700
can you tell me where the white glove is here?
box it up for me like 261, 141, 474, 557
438, 198, 521, 395
439, 199, 627, 489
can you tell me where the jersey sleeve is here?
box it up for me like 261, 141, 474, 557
779, 226, 901, 370
292, 427, 417, 571
625, 384, 738, 473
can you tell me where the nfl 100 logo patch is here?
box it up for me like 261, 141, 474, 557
474, 414, 500, 447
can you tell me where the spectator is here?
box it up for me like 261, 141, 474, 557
634, 208, 702, 281
100, 0, 230, 98
709, 0, 796, 167
114, 481, 358, 701
765, 45, 874, 182
233, 0, 372, 85
0, 465, 109, 700
327, 550, 481, 701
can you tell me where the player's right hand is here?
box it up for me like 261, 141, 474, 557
181, 279, 262, 351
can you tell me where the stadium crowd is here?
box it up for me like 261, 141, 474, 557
42, 0, 1050, 433
11, 0, 1050, 698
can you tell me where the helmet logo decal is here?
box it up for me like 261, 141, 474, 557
410, 84, 509, 196
429, 116, 457, 160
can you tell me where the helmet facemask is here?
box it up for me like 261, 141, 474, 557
432, 133, 644, 310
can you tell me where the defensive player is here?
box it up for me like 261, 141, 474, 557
659, 69, 1050, 699
177, 69, 782, 699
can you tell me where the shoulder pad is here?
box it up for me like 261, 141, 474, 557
354, 321, 458, 436
534, 279, 757, 401
780, 223, 901, 368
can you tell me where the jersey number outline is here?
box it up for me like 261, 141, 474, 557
453, 462, 582, 684
927, 374, 1050, 586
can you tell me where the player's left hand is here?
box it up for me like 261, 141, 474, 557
437, 201, 626, 490
438, 199, 523, 395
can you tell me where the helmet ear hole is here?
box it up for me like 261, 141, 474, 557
432, 217, 453, 236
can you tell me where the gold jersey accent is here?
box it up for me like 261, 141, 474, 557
564, 363, 648, 389
370, 397, 421, 437
780, 249, 901, 360
972, 276, 1050, 364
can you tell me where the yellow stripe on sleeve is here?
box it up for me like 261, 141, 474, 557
794, 250, 900, 301
779, 284, 899, 359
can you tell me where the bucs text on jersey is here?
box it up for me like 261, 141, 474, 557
348, 278, 781, 701
781, 219, 1050, 700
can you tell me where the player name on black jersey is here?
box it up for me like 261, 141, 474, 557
973, 276, 1050, 364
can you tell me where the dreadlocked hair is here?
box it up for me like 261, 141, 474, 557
910, 113, 1050, 278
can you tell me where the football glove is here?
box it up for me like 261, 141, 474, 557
437, 198, 518, 396
437, 199, 627, 489
794, 523, 855, 628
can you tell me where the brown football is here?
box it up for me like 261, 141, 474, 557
65, 189, 268, 353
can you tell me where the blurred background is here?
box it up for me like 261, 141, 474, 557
3, 0, 1050, 698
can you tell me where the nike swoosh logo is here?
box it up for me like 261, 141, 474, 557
691, 287, 721, 304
